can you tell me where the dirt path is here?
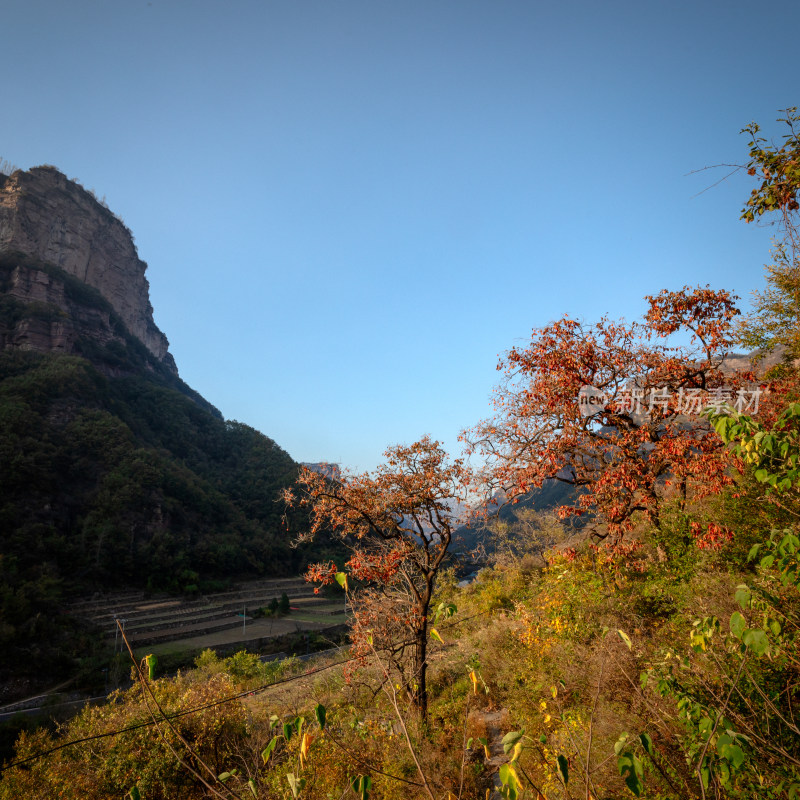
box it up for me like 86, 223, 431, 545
474, 708, 511, 798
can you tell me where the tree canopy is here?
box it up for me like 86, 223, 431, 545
465, 286, 750, 539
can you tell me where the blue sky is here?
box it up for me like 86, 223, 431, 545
2, 0, 798, 471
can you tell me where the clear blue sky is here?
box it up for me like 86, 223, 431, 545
2, 0, 798, 471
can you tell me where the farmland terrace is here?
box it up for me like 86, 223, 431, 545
64, 577, 348, 657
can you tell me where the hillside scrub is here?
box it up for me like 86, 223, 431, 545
2, 110, 800, 798
2, 480, 797, 799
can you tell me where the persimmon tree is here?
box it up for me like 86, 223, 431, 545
464, 286, 750, 540
283, 436, 472, 720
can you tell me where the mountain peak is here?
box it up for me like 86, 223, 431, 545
0, 166, 174, 371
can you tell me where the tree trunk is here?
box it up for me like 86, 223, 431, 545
412, 623, 428, 720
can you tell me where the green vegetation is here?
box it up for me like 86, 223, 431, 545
2, 459, 797, 798
0, 348, 310, 588
0, 255, 346, 692
1, 110, 799, 798
253, 592, 292, 618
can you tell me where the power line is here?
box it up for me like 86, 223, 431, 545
0, 607, 495, 775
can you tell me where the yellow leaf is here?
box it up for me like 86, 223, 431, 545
470, 670, 478, 694
507, 765, 521, 789
511, 741, 523, 763
430, 627, 444, 644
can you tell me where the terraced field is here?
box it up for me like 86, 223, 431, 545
65, 577, 348, 658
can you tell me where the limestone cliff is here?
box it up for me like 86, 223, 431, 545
0, 253, 131, 365
0, 166, 175, 372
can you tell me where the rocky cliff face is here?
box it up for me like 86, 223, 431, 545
0, 255, 129, 363
0, 166, 175, 371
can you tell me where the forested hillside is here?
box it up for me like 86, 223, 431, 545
0, 249, 337, 691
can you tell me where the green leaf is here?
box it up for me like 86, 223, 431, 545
734, 585, 751, 610
354, 775, 372, 800
614, 733, 630, 756
761, 555, 775, 569
556, 754, 569, 785
261, 736, 278, 763
743, 628, 770, 656
498, 765, 519, 800
248, 778, 258, 798
315, 703, 326, 730
287, 773, 307, 799
127, 788, 141, 800
729, 612, 746, 639
720, 743, 746, 769
283, 722, 293, 742
618, 752, 644, 796
434, 601, 457, 621
625, 769, 643, 796
638, 732, 653, 755
501, 729, 525, 755
334, 572, 348, 590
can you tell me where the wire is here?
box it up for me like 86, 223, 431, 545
0, 655, 351, 773
0, 606, 497, 775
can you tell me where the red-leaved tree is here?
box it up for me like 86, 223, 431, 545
283, 436, 472, 719
464, 286, 752, 540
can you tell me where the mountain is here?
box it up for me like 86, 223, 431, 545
0, 166, 173, 368
452, 479, 585, 558
0, 167, 334, 693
